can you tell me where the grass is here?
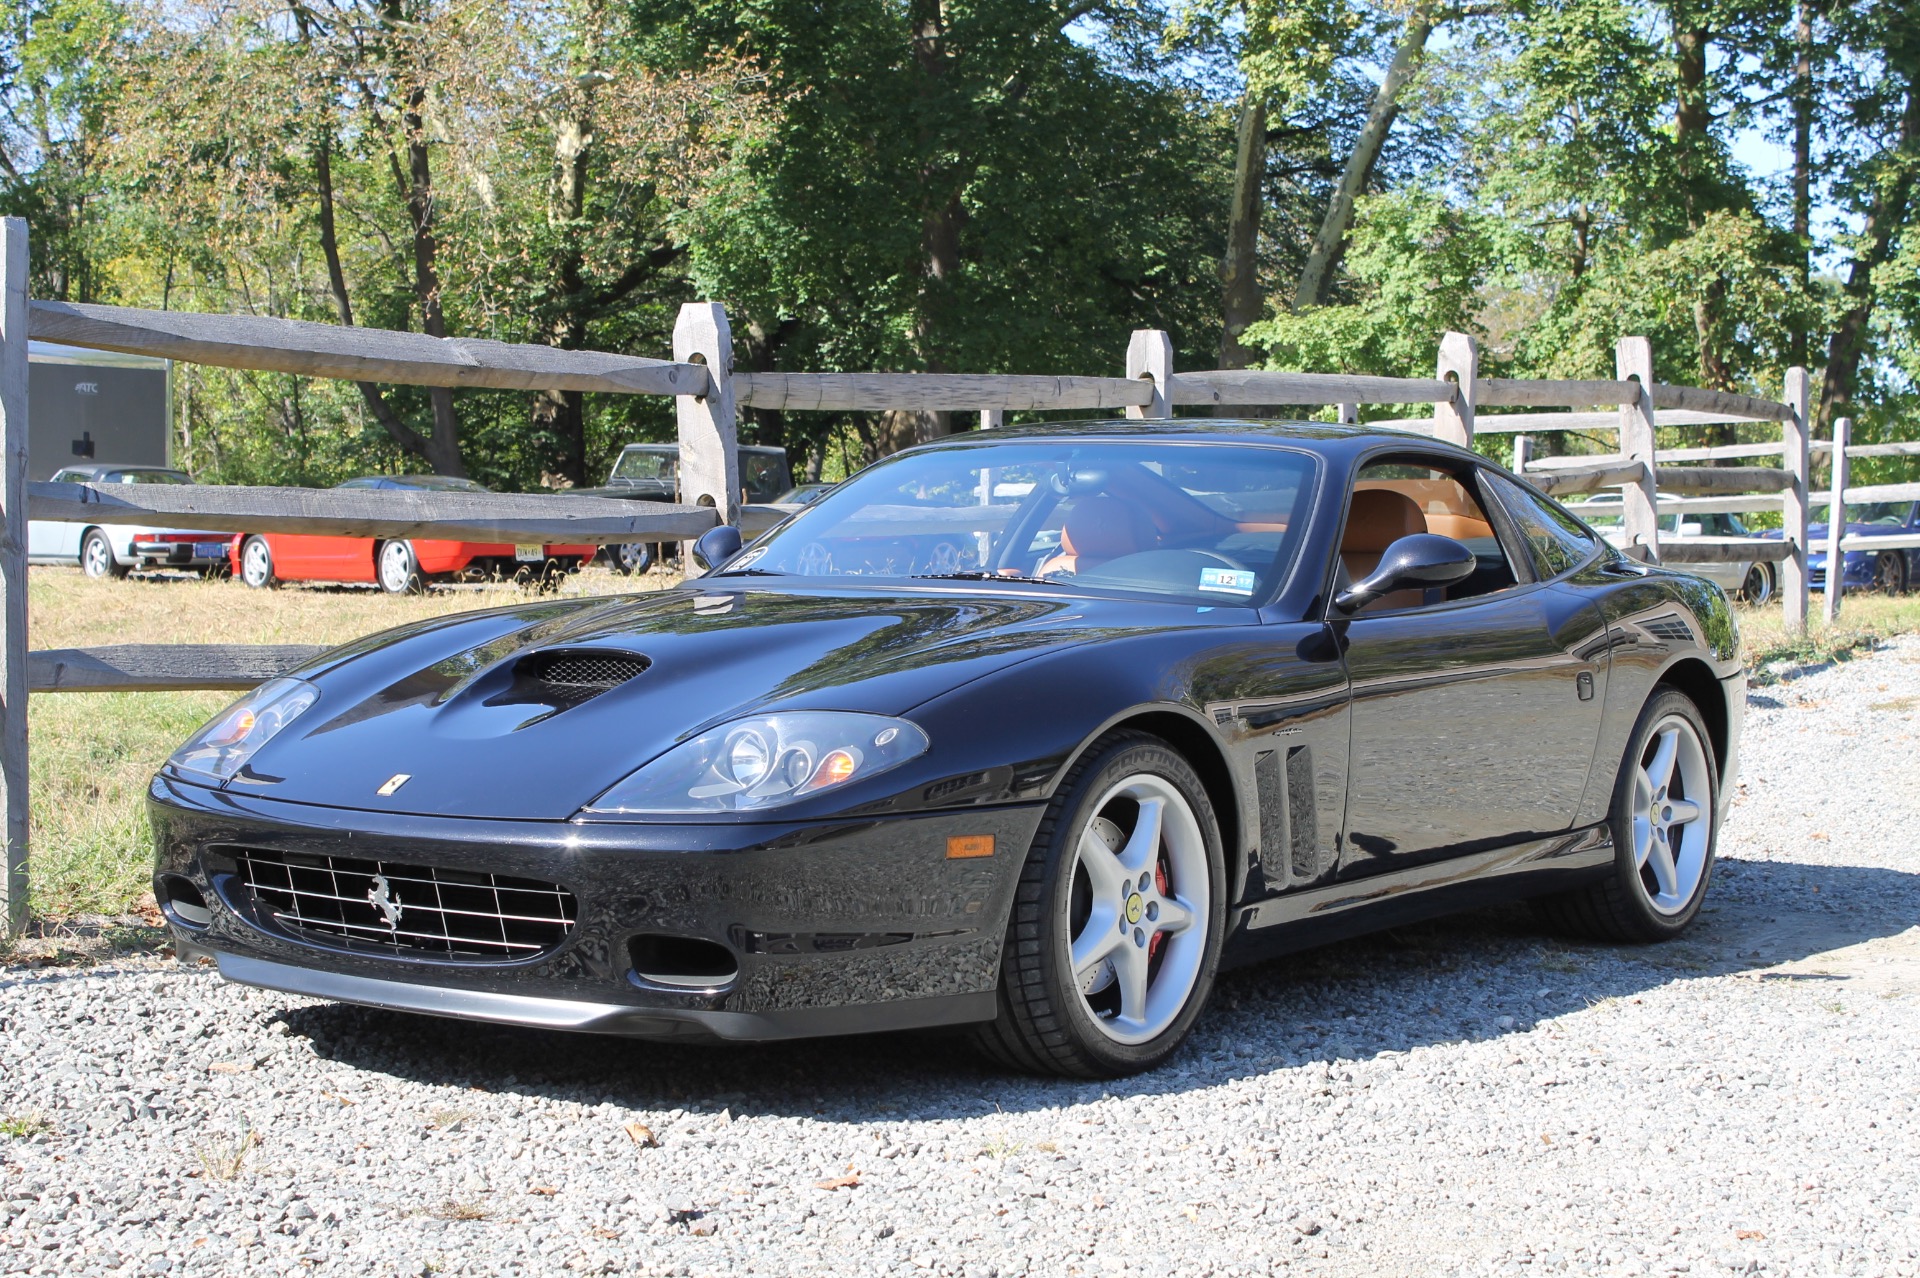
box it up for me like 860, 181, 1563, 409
1, 1112, 53, 1139
194, 1127, 260, 1180
12, 566, 1920, 928
1734, 592, 1920, 684
22, 564, 681, 923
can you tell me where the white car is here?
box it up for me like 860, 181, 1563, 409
1578, 509, 1776, 603
27, 464, 231, 578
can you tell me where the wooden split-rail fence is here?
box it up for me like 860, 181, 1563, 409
0, 216, 1909, 930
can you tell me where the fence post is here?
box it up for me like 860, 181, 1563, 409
1615, 336, 1660, 561
1512, 435, 1534, 478
1781, 366, 1811, 636
673, 304, 740, 550
1125, 330, 1172, 419
1824, 414, 1850, 625
1336, 403, 1358, 425
0, 218, 27, 936
979, 410, 1005, 430
1433, 331, 1476, 448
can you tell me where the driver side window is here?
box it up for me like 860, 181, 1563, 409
1340, 457, 1522, 612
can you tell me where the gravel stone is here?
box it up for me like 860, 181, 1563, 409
3, 637, 1919, 1275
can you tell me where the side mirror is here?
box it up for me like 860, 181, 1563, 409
1334, 533, 1476, 614
1678, 520, 1704, 538
690, 525, 743, 573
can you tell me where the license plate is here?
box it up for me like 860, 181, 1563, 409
193, 542, 227, 559
514, 544, 545, 563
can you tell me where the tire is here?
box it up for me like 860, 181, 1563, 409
973, 732, 1227, 1078
377, 540, 426, 594
81, 529, 128, 580
1534, 688, 1719, 943
239, 536, 277, 589
610, 542, 655, 575
1737, 561, 1774, 604
1873, 550, 1907, 594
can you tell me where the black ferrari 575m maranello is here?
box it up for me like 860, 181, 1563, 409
150, 421, 1742, 1077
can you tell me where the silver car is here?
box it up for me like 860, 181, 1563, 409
1580, 509, 1776, 603
27, 464, 231, 578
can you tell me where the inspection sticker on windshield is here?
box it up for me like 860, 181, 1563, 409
1197, 567, 1257, 596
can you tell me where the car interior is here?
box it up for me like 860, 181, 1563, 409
1333, 459, 1520, 613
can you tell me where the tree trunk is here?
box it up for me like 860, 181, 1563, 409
1218, 94, 1267, 371
400, 84, 467, 477
905, 0, 958, 444
1817, 82, 1919, 436
313, 126, 434, 464
532, 105, 593, 485
1293, 9, 1434, 311
1789, 0, 1814, 369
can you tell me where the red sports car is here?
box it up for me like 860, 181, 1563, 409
231, 475, 597, 593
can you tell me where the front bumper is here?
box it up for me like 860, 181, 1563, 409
150, 776, 1042, 1041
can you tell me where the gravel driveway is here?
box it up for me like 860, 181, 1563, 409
5, 637, 1919, 1278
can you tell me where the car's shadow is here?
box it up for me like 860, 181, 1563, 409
279, 857, 1919, 1120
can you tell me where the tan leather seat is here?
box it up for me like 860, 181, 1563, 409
1038, 496, 1154, 576
1341, 488, 1428, 611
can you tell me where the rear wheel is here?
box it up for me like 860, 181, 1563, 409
377, 540, 426, 594
1737, 561, 1774, 604
239, 537, 276, 589
1535, 689, 1719, 942
81, 529, 127, 579
610, 542, 655, 575
974, 733, 1225, 1077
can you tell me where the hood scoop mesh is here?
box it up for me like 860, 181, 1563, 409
492, 649, 650, 711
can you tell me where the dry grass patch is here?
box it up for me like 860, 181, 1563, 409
1735, 593, 1920, 685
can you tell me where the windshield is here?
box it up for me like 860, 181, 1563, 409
741, 451, 791, 502
107, 469, 192, 484
1812, 502, 1910, 527
612, 448, 676, 482
718, 440, 1317, 605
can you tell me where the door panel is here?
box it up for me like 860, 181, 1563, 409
1338, 585, 1610, 878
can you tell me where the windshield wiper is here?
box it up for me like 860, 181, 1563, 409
910, 570, 1056, 585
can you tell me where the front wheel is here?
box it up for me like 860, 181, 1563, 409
974, 733, 1226, 1077
1535, 689, 1719, 942
1737, 561, 1774, 604
377, 540, 426, 594
1873, 550, 1907, 594
610, 542, 655, 575
81, 529, 128, 580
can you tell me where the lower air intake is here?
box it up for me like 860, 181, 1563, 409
230, 848, 576, 961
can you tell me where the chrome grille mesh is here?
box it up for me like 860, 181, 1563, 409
233, 849, 576, 960
519, 651, 649, 692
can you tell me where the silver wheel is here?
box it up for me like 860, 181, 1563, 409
378, 540, 423, 594
81, 530, 121, 579
1629, 715, 1713, 916
240, 538, 274, 589
1066, 774, 1211, 1046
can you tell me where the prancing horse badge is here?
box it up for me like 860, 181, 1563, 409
376, 773, 411, 797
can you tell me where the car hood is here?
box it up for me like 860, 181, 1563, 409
216, 584, 1228, 820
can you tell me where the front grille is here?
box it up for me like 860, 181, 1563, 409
232, 849, 577, 960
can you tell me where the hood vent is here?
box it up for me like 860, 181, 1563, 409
502, 649, 650, 709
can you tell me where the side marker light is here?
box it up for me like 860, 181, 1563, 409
947, 835, 995, 860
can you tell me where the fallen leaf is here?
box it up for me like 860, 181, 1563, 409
209, 1062, 254, 1075
815, 1173, 862, 1191
624, 1122, 659, 1148
1737, 1230, 1766, 1241
591, 1227, 621, 1240
529, 1185, 558, 1197
1541, 1133, 1553, 1145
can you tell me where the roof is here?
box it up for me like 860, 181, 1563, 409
941, 417, 1460, 456
53, 463, 189, 479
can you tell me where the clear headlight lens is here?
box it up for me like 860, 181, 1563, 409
168, 678, 319, 783
582, 711, 929, 815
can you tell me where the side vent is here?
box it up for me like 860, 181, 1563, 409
1254, 750, 1285, 890
1286, 746, 1320, 881
1641, 615, 1695, 644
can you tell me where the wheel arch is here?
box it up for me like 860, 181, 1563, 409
1657, 657, 1729, 781
1064, 706, 1247, 904
76, 524, 105, 564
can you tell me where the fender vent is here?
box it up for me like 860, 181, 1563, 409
1640, 616, 1694, 644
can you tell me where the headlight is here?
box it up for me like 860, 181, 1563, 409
168, 678, 319, 783
581, 711, 929, 815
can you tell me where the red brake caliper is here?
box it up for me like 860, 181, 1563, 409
1149, 857, 1170, 962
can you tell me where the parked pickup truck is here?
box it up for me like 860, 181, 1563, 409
573, 443, 794, 574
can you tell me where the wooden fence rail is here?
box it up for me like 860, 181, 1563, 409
1, 212, 1883, 932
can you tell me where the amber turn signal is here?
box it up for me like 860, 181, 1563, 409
946, 835, 994, 859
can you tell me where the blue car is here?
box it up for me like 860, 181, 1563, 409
1805, 500, 1920, 593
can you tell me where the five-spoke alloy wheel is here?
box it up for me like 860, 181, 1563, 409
81, 528, 127, 580
239, 536, 276, 590
977, 732, 1225, 1077
378, 540, 426, 594
1537, 688, 1719, 941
